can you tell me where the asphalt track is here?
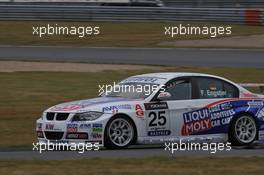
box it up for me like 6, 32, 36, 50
0, 46, 264, 68
0, 144, 264, 160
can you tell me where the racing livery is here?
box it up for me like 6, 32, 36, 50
36, 73, 264, 149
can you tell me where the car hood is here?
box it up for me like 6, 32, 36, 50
46, 96, 142, 113
257, 94, 264, 98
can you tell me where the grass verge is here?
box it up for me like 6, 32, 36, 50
1, 157, 264, 175
1, 21, 264, 48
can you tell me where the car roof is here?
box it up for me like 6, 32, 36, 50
126, 72, 252, 97
134, 72, 226, 80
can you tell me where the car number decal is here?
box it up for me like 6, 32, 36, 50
144, 102, 171, 137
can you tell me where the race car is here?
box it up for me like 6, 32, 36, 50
36, 72, 264, 149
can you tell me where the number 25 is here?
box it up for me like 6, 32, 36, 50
149, 111, 166, 127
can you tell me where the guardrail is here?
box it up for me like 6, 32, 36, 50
0, 4, 263, 25
240, 83, 264, 93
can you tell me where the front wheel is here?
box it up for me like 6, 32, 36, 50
104, 116, 135, 149
229, 115, 257, 146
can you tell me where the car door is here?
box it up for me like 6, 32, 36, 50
177, 76, 239, 137
144, 77, 195, 141
160, 78, 198, 138
180, 76, 240, 136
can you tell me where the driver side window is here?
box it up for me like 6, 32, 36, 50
164, 79, 192, 101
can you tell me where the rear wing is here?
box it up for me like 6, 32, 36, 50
239, 83, 264, 94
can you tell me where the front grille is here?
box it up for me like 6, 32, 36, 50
56, 113, 69, 121
46, 112, 69, 121
46, 112, 55, 121
44, 131, 64, 140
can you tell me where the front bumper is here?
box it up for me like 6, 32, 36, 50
36, 114, 111, 146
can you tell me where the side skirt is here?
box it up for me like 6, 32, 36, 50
137, 133, 228, 145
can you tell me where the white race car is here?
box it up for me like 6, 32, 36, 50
36, 73, 264, 149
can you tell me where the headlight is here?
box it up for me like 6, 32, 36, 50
72, 111, 103, 121
41, 112, 46, 120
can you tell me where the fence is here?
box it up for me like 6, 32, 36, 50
0, 4, 263, 25
163, 0, 264, 8
240, 84, 264, 94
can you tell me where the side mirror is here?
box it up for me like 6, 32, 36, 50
157, 92, 171, 101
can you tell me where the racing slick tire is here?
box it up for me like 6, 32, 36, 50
229, 114, 257, 146
104, 115, 136, 149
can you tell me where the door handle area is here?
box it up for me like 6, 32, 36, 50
186, 106, 196, 111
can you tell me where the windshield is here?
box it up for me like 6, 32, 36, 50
105, 82, 160, 99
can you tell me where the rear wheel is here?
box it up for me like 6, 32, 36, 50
104, 116, 135, 149
229, 115, 257, 146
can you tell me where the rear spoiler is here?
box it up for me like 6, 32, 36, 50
239, 83, 264, 94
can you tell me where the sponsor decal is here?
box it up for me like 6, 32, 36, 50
102, 106, 118, 113
79, 124, 92, 130
91, 133, 102, 139
257, 107, 264, 121
135, 104, 144, 117
182, 102, 235, 136
182, 109, 212, 136
148, 130, 171, 136
37, 131, 44, 138
66, 133, 79, 139
102, 104, 132, 113
67, 124, 78, 132
200, 90, 227, 98
50, 97, 131, 112
248, 101, 264, 107
181, 99, 264, 136
259, 130, 264, 141
45, 124, 54, 130
92, 123, 103, 133
91, 123, 103, 138
45, 124, 62, 131
144, 102, 168, 110
93, 123, 103, 128
93, 128, 103, 132
51, 105, 81, 111
147, 109, 170, 137
37, 123, 42, 130
66, 133, 88, 139
157, 92, 170, 98
121, 77, 163, 84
